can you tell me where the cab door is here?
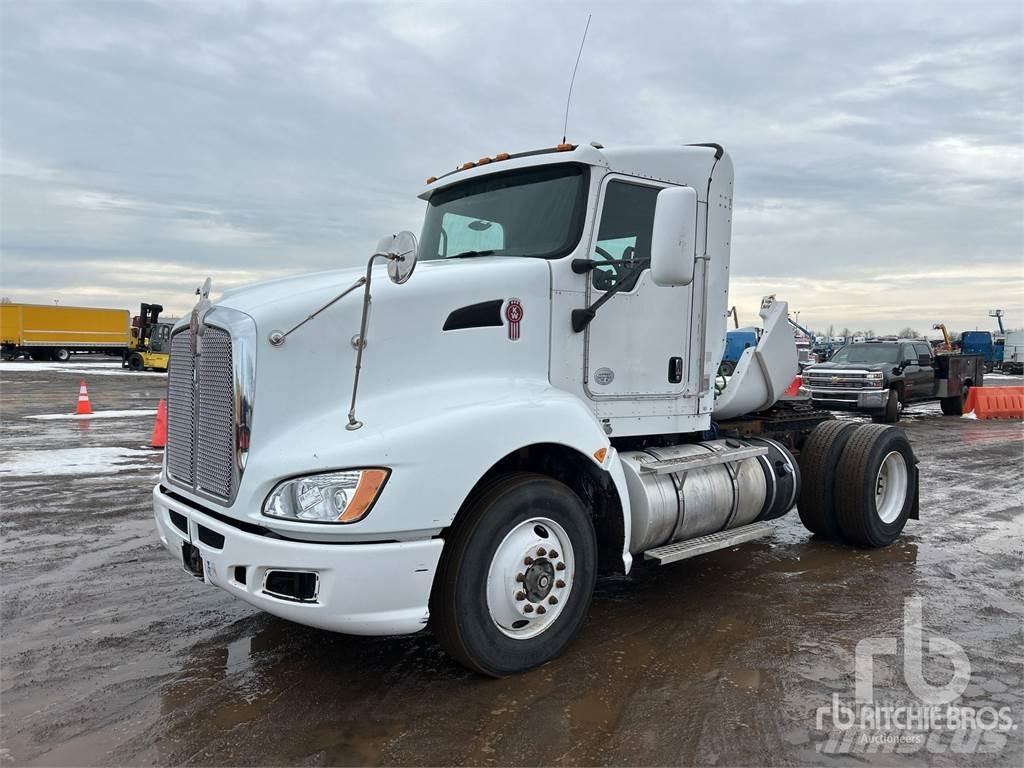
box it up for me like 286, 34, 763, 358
912, 341, 936, 397
583, 176, 696, 400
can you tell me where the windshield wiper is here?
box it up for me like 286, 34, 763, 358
448, 250, 496, 259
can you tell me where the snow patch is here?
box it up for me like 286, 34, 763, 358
27, 409, 157, 421
0, 361, 165, 377
0, 447, 162, 476
961, 411, 979, 420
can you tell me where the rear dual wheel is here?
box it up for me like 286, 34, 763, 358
797, 421, 916, 547
431, 473, 597, 677
940, 382, 970, 416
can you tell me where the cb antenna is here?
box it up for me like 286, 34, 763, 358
561, 14, 592, 145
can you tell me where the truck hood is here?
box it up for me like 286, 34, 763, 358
211, 255, 553, 453
806, 361, 896, 373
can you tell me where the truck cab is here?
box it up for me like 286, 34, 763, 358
151, 143, 919, 676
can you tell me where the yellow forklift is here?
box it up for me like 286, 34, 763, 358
124, 303, 172, 371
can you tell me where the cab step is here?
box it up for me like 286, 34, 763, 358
643, 521, 775, 565
639, 445, 767, 475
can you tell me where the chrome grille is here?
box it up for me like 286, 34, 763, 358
166, 330, 195, 485
804, 372, 873, 389
195, 328, 235, 499
164, 308, 255, 505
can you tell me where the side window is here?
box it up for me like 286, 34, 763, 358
438, 213, 504, 257
901, 344, 916, 363
592, 181, 659, 292
914, 342, 931, 360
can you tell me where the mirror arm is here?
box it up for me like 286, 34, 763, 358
572, 259, 650, 333
346, 252, 390, 431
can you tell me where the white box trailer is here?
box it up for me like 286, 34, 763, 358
152, 143, 919, 676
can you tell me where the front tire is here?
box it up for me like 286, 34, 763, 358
835, 424, 916, 547
719, 360, 736, 376
431, 472, 597, 677
54, 348, 71, 362
872, 389, 901, 423
127, 352, 144, 371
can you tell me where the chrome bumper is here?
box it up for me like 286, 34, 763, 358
807, 387, 890, 410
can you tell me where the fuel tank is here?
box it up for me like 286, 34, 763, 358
619, 438, 799, 554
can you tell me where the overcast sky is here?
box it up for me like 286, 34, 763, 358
1, 0, 1022, 335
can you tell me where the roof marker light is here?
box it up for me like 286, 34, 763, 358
494, 152, 510, 161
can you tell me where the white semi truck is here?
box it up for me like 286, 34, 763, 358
153, 143, 919, 676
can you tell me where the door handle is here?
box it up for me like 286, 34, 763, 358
668, 356, 683, 383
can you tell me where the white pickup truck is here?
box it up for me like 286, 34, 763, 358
152, 143, 919, 676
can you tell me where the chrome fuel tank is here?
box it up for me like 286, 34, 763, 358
620, 438, 799, 554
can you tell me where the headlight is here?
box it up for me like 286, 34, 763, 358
866, 371, 884, 382
263, 469, 389, 524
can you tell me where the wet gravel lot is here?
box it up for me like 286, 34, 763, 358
1, 359, 1022, 766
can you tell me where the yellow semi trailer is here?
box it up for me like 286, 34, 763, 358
0, 303, 131, 362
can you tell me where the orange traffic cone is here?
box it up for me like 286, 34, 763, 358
76, 380, 93, 415
150, 398, 167, 448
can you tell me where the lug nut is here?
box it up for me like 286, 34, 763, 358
536, 605, 546, 614
548, 596, 558, 605
515, 573, 525, 582
556, 562, 566, 571
556, 579, 565, 588
524, 556, 534, 566
536, 548, 547, 557
548, 550, 559, 559
524, 604, 534, 613
515, 591, 526, 601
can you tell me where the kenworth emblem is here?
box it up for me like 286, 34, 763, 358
505, 298, 523, 341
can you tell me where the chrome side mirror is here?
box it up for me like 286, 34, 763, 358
376, 231, 418, 284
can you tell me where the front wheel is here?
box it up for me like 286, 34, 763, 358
127, 353, 144, 371
872, 389, 901, 423
431, 473, 597, 677
54, 348, 71, 362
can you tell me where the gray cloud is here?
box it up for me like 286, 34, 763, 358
1, 0, 1021, 334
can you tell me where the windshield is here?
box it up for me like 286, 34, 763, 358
420, 164, 588, 260
829, 344, 900, 364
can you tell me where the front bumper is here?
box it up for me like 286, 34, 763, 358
152, 484, 443, 635
808, 387, 890, 411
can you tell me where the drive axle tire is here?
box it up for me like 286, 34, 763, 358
431, 472, 597, 677
797, 420, 858, 539
835, 425, 916, 548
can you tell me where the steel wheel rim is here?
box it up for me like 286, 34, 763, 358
486, 517, 574, 640
875, 451, 908, 524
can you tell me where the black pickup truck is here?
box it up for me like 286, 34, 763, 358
802, 340, 984, 423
